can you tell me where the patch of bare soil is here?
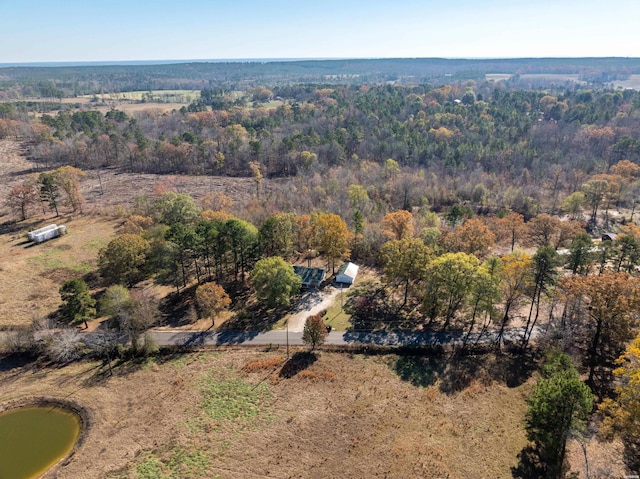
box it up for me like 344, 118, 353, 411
80, 169, 259, 213
0, 139, 279, 223
0, 351, 536, 479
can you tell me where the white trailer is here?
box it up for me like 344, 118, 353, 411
27, 224, 57, 242
31, 225, 68, 244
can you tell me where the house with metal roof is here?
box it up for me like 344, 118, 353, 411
293, 265, 326, 288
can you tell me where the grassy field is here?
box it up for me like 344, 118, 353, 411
486, 73, 585, 84
610, 74, 640, 90
0, 350, 538, 479
324, 293, 352, 331
0, 139, 268, 329
0, 215, 119, 328
83, 90, 200, 103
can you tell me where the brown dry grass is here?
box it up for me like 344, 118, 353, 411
22, 96, 190, 117
0, 350, 534, 479
0, 139, 269, 221
0, 215, 119, 328
0, 138, 273, 329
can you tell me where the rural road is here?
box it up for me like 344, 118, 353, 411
0, 327, 540, 350
122, 327, 536, 348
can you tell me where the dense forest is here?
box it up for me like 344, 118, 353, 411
3, 79, 640, 226
2, 59, 640, 476
2, 57, 640, 97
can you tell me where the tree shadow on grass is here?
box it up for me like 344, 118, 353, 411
391, 349, 539, 394
159, 285, 198, 328
511, 445, 544, 479
438, 357, 483, 394
393, 354, 483, 393
279, 351, 317, 379
220, 303, 292, 332
487, 350, 539, 388
0, 352, 35, 374
0, 353, 40, 386
81, 351, 158, 387
393, 355, 445, 388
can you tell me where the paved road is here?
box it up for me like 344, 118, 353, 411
0, 327, 539, 350
145, 327, 535, 348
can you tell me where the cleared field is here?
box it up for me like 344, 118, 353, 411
486, 73, 512, 81
0, 350, 533, 478
82, 89, 200, 102
0, 215, 119, 328
0, 139, 274, 328
609, 74, 640, 90
518, 73, 584, 84
486, 73, 588, 85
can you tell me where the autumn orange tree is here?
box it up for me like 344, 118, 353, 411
559, 272, 640, 392
5, 178, 39, 221
442, 218, 496, 258
200, 191, 234, 212
489, 211, 526, 252
526, 214, 561, 248
195, 282, 231, 326
302, 314, 327, 350
380, 210, 414, 240
312, 213, 353, 274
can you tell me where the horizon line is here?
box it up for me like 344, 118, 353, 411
2, 56, 640, 68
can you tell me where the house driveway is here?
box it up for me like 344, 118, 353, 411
287, 286, 342, 332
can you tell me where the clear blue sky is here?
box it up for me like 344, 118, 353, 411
1, 0, 639, 63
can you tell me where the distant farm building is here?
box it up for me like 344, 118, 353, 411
293, 265, 326, 288
601, 232, 617, 242
27, 224, 67, 244
336, 262, 359, 285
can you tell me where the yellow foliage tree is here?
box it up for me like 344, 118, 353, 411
601, 334, 640, 470
195, 282, 231, 326
312, 213, 353, 274
53, 165, 86, 213
496, 251, 533, 346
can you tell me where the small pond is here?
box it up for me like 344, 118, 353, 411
0, 406, 81, 479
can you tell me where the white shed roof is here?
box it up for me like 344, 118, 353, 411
337, 262, 359, 280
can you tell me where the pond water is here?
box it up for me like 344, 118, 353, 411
0, 406, 81, 479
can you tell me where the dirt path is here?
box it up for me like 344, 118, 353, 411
287, 286, 341, 332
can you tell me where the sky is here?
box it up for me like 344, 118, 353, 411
1, 0, 639, 64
